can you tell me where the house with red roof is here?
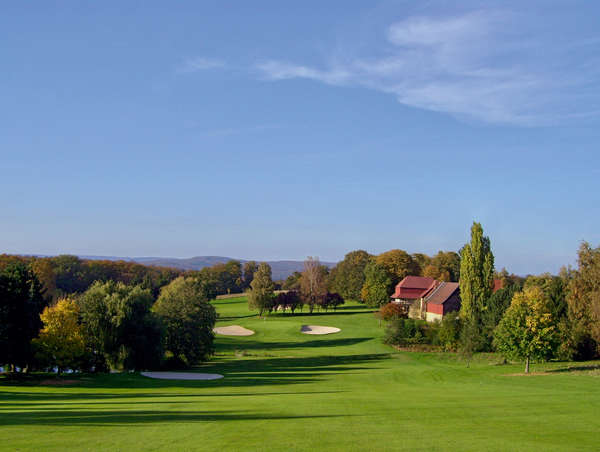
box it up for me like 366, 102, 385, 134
422, 282, 460, 322
391, 276, 504, 322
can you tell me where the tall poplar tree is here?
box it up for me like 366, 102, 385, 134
459, 222, 495, 324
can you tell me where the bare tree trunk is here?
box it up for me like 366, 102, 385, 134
525, 356, 530, 374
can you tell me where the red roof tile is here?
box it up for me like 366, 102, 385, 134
399, 276, 436, 289
425, 282, 459, 305
391, 276, 438, 299
492, 279, 504, 293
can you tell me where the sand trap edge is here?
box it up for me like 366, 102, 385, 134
213, 325, 255, 336
141, 372, 223, 381
301, 325, 341, 335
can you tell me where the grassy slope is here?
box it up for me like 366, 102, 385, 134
1, 297, 599, 451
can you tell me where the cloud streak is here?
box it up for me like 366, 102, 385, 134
177, 57, 225, 73
255, 10, 600, 125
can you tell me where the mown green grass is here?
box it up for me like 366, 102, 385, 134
1, 297, 599, 451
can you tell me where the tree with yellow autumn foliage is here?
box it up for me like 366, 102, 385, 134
33, 298, 87, 374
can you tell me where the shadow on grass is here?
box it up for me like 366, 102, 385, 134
215, 337, 372, 353
0, 409, 355, 427
0, 354, 385, 427
547, 364, 600, 373
217, 313, 257, 321
0, 389, 347, 406
266, 310, 375, 318
0, 354, 389, 392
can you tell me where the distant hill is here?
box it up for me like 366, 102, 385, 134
78, 255, 337, 281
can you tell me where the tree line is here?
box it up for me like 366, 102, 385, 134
0, 254, 263, 302
0, 256, 264, 373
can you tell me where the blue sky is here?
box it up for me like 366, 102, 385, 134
1, 1, 599, 274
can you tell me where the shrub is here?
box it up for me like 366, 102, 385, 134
556, 319, 597, 361
384, 318, 429, 346
378, 303, 408, 321
437, 312, 462, 351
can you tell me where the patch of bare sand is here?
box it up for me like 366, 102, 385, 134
213, 325, 255, 336
301, 325, 341, 335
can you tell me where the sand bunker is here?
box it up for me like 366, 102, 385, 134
301, 325, 341, 335
141, 372, 223, 380
213, 325, 255, 336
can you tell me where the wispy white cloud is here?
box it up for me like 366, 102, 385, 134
256, 61, 351, 85
255, 10, 600, 125
177, 57, 225, 73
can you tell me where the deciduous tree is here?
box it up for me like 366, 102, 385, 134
566, 242, 600, 357
493, 287, 558, 373
361, 260, 393, 307
331, 250, 372, 301
300, 257, 328, 313
248, 263, 275, 316
78, 281, 163, 371
153, 277, 217, 366
423, 251, 461, 282
0, 263, 46, 371
318, 292, 345, 311
33, 298, 87, 374
242, 261, 258, 291
273, 290, 302, 313
376, 250, 420, 286
411, 253, 431, 274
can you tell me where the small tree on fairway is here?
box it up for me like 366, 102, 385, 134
300, 257, 328, 313
493, 287, 558, 373
248, 263, 275, 316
